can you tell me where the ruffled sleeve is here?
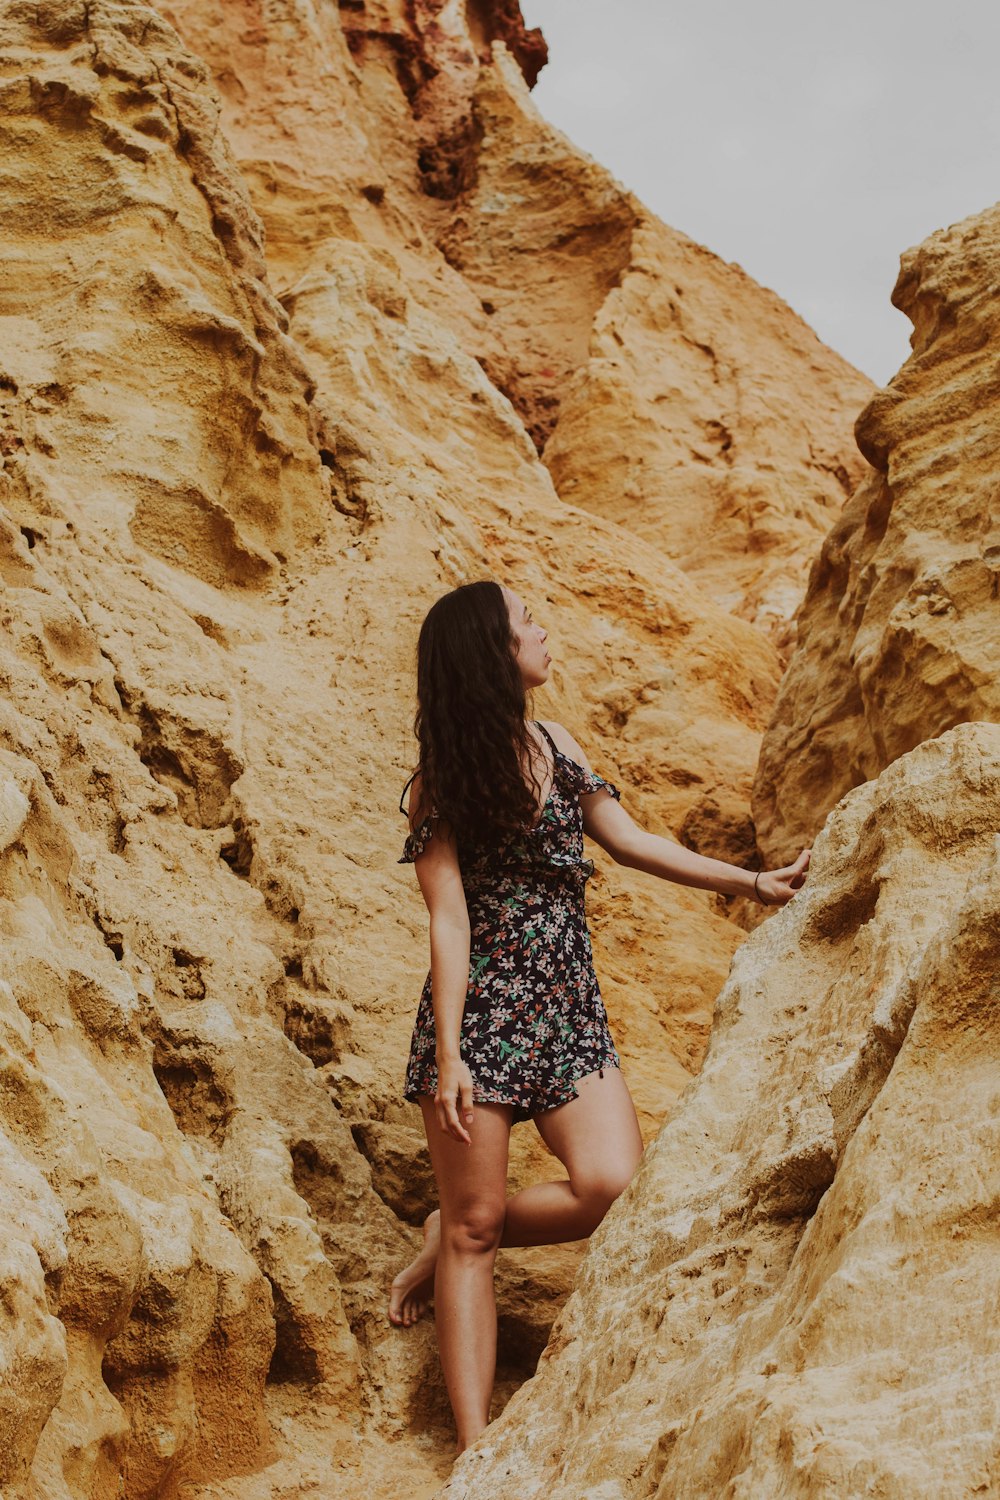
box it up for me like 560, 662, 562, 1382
399, 814, 436, 864
559, 754, 621, 803
579, 767, 620, 801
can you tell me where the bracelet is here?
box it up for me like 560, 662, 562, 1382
754, 870, 768, 906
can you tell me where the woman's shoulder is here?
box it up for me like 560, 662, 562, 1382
537, 720, 592, 769
538, 721, 620, 803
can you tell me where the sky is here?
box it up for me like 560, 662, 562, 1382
520, 0, 1000, 383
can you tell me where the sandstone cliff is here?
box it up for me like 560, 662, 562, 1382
754, 203, 1000, 861
444, 198, 1000, 1500
1, 1, 876, 1496
160, 0, 872, 647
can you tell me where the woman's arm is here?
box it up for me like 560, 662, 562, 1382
408, 780, 476, 1141
541, 721, 810, 907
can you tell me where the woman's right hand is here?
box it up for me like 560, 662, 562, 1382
756, 848, 811, 907
435, 1056, 475, 1143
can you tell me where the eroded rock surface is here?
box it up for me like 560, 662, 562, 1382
161, 0, 870, 645
1, 0, 879, 1496
755, 203, 1000, 861
447, 725, 1000, 1500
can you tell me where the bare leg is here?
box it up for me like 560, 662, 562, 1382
387, 1073, 640, 1449
420, 1099, 512, 1452
503, 1066, 643, 1245
389, 1071, 640, 1311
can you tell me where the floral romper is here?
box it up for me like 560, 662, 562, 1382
399, 724, 621, 1123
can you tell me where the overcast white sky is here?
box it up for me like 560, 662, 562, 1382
521, 0, 1000, 383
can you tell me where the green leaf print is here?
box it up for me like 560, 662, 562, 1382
469, 953, 491, 982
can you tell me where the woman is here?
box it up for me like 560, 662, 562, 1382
389, 580, 809, 1452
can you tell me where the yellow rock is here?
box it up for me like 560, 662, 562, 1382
0, 0, 886, 1495
451, 50, 871, 641
755, 203, 1000, 862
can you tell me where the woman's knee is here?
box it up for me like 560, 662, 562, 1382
442, 1198, 506, 1255
575, 1167, 634, 1219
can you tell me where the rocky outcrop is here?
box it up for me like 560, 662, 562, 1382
419, 43, 872, 639
447, 724, 1000, 1500
754, 203, 1000, 861
1, 0, 875, 1495
543, 217, 872, 641
0, 5, 407, 1493
160, 0, 870, 642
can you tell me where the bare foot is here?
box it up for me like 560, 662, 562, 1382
388, 1209, 440, 1327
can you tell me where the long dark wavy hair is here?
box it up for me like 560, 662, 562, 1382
412, 580, 543, 844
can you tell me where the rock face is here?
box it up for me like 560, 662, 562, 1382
542, 221, 872, 641
754, 204, 1000, 861
160, 0, 871, 644
447, 724, 1000, 1500
0, 0, 874, 1496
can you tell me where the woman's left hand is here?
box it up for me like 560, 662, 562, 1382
756, 848, 811, 907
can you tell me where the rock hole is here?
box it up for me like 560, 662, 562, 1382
349, 1119, 436, 1226
170, 949, 206, 1001
258, 874, 301, 924
192, 613, 228, 647
279, 997, 337, 1068
116, 686, 243, 830
862, 474, 893, 548
749, 1138, 838, 1225
416, 115, 482, 201
152, 1052, 230, 1145
92, 913, 125, 961
110, 815, 128, 857
804, 873, 880, 944
288, 1139, 346, 1226
219, 819, 254, 878
265, 1281, 323, 1387
494, 1310, 547, 1393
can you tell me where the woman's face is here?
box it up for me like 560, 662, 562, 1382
504, 588, 551, 689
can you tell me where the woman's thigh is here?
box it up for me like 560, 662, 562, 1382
533, 1067, 643, 1196
420, 1098, 513, 1219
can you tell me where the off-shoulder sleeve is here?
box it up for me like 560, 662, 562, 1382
399, 814, 437, 864
559, 754, 621, 802
578, 768, 620, 801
